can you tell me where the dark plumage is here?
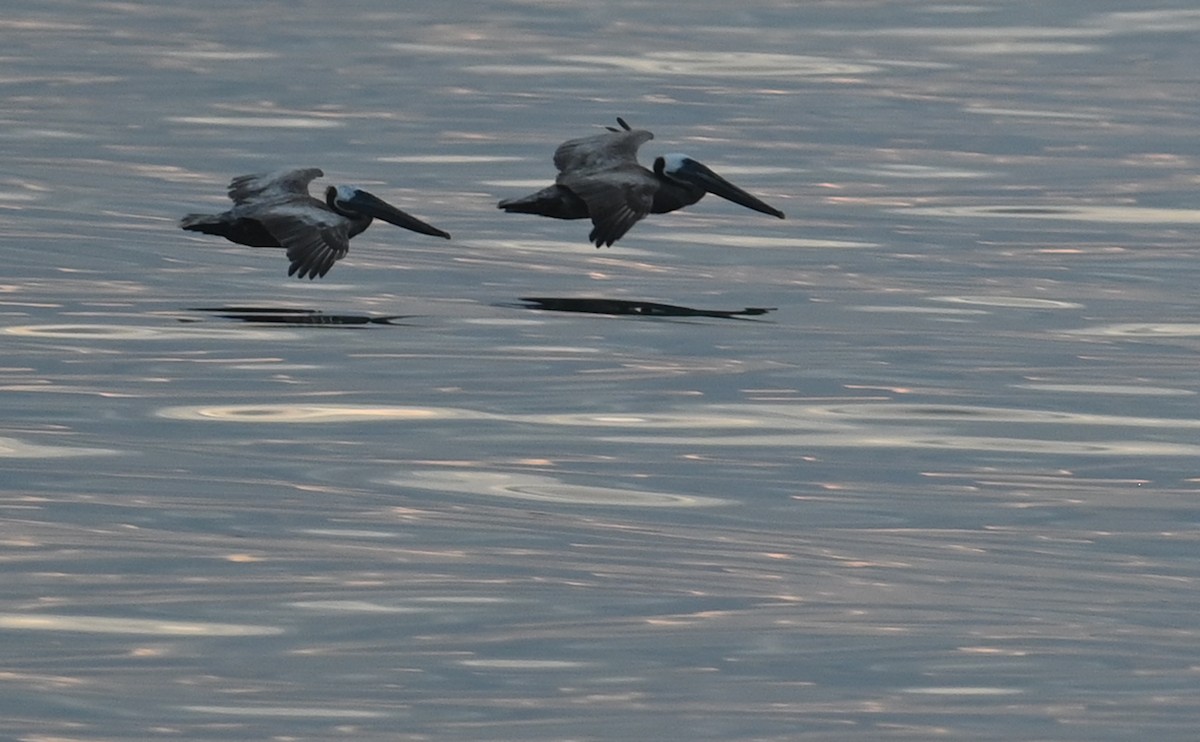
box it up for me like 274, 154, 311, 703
498, 118, 784, 247
181, 168, 450, 279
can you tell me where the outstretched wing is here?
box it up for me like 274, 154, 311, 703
227, 167, 324, 205
553, 127, 653, 175
559, 168, 657, 248
253, 203, 351, 279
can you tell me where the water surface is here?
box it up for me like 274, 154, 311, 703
3, 1, 1200, 740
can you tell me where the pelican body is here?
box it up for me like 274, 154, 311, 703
181, 168, 450, 279
498, 118, 784, 247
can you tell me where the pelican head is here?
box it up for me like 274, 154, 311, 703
325, 185, 451, 239
653, 153, 784, 219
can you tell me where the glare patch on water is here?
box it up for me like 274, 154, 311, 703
930, 296, 1082, 309
1013, 383, 1195, 397
964, 105, 1110, 120
0, 75, 122, 87
0, 188, 44, 204
1066, 323, 1200, 338
0, 19, 90, 32
848, 306, 990, 315
299, 528, 399, 539
687, 165, 794, 177
458, 659, 587, 669
491, 345, 602, 354
518, 412, 764, 429
182, 706, 384, 718
1091, 9, 1200, 33
465, 238, 655, 257
156, 404, 483, 424
391, 470, 729, 508
755, 402, 1200, 429
166, 116, 344, 129
290, 601, 434, 614
0, 614, 282, 636
376, 155, 526, 164
845, 26, 1109, 41
0, 436, 118, 459
2, 324, 292, 341
460, 318, 550, 326
832, 164, 991, 179
557, 52, 882, 77
484, 178, 566, 188
601, 432, 1200, 456
468, 52, 881, 78
158, 50, 278, 61
590, 402, 1200, 456
643, 233, 875, 250
940, 41, 1099, 55
902, 686, 1022, 697
900, 205, 1200, 223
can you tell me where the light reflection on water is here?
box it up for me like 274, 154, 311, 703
0, 436, 118, 458
4, 0, 1200, 739
555, 51, 884, 77
156, 403, 474, 423
1068, 323, 1200, 338
929, 296, 1082, 309
901, 205, 1200, 223
3, 323, 294, 341
0, 613, 282, 637
391, 469, 730, 507
165, 116, 346, 129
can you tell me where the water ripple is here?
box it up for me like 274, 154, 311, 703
1066, 323, 1200, 338
468, 52, 880, 77
3, 324, 291, 341
0, 436, 117, 459
157, 404, 482, 423
587, 403, 1200, 456
391, 470, 729, 508
599, 432, 1200, 456
1014, 383, 1195, 396
558, 51, 881, 77
0, 613, 281, 636
901, 205, 1200, 223
183, 705, 383, 719
930, 296, 1082, 309
166, 116, 344, 129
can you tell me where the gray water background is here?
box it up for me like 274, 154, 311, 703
3, 1, 1200, 739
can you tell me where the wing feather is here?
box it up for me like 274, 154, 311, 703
553, 129, 653, 174
560, 170, 656, 248
227, 168, 324, 205
254, 205, 350, 279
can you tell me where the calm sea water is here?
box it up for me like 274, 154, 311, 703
4, 1, 1200, 739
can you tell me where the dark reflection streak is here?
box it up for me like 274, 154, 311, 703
513, 297, 776, 321
187, 307, 413, 327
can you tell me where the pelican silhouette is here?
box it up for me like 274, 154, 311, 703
181, 168, 450, 279
498, 118, 784, 247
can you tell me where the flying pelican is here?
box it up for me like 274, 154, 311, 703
180, 167, 450, 279
497, 118, 785, 247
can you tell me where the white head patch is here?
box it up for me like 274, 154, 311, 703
334, 185, 361, 203
659, 153, 694, 175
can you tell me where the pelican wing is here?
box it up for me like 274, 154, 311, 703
553, 128, 653, 175
227, 168, 324, 205
559, 169, 656, 248
255, 206, 351, 279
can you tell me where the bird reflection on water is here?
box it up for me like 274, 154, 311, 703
517, 297, 775, 319
188, 307, 412, 326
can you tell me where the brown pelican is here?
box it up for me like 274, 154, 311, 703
498, 118, 785, 247
180, 168, 450, 279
